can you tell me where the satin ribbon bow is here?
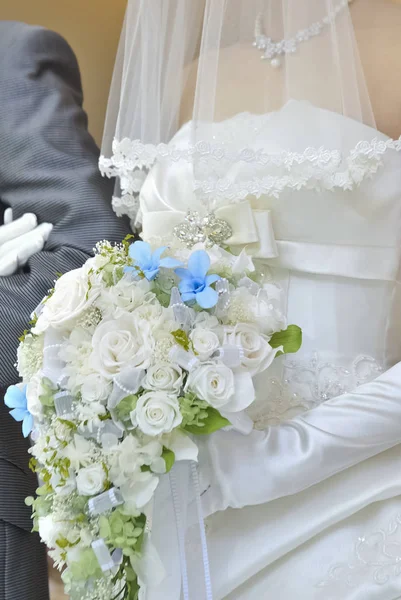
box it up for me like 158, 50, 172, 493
141, 200, 278, 259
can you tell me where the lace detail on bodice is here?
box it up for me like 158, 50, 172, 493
250, 353, 383, 428
317, 514, 401, 592
99, 110, 401, 219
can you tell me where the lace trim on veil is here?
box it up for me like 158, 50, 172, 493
99, 114, 401, 220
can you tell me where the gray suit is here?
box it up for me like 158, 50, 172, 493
0, 22, 130, 599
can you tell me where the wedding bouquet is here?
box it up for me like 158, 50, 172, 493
5, 234, 301, 599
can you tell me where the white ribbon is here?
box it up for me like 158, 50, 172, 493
108, 367, 146, 410
42, 329, 67, 387
169, 346, 199, 371
169, 468, 190, 600
142, 201, 278, 259
190, 462, 213, 600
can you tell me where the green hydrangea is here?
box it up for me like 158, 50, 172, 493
98, 509, 146, 559
179, 393, 209, 428
65, 548, 103, 582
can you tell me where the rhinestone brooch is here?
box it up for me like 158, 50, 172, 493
173, 211, 233, 248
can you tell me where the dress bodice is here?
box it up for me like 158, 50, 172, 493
139, 100, 401, 426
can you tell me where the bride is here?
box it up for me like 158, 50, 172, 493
100, 0, 401, 598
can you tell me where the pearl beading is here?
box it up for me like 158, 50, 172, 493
253, 0, 353, 68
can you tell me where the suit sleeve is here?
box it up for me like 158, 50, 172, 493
0, 23, 131, 391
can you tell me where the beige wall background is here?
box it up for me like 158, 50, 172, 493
0, 0, 127, 146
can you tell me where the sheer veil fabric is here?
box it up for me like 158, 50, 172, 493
100, 2, 401, 599
100, 0, 379, 223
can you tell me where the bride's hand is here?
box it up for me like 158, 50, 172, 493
196, 361, 401, 518
0, 209, 53, 275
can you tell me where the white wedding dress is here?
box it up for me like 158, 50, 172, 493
138, 99, 401, 599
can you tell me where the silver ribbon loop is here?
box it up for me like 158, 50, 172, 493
54, 391, 73, 417
215, 279, 231, 314
88, 487, 124, 516
91, 539, 117, 572
82, 420, 124, 443
169, 287, 195, 332
214, 344, 244, 369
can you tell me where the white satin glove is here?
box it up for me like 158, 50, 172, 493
0, 209, 53, 275
197, 361, 401, 518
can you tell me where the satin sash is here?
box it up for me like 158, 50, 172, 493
142, 201, 399, 281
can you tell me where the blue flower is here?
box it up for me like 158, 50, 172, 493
4, 384, 33, 438
175, 250, 221, 309
125, 241, 182, 281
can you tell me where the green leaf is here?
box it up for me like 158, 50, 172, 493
183, 406, 230, 435
39, 392, 55, 408
125, 565, 138, 582
122, 233, 136, 254
57, 418, 77, 431
270, 324, 302, 356
56, 536, 70, 549
18, 329, 30, 343
29, 313, 38, 327
115, 395, 138, 421
162, 447, 175, 473
171, 329, 191, 352
28, 457, 38, 473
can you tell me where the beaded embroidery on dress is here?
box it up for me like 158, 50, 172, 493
249, 353, 383, 428
317, 513, 401, 593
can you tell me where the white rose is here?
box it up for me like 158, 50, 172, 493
80, 373, 111, 404
131, 392, 182, 436
190, 328, 220, 361
26, 373, 45, 420
34, 265, 99, 333
225, 323, 276, 375
91, 316, 153, 379
143, 363, 183, 393
76, 464, 106, 496
186, 362, 235, 410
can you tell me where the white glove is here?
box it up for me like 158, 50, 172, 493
196, 361, 401, 517
0, 209, 53, 275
